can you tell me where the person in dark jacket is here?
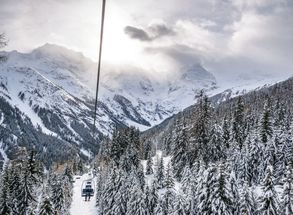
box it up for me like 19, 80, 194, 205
84, 189, 91, 201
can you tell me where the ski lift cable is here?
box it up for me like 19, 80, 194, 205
93, 0, 107, 138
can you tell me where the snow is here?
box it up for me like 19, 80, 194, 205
70, 174, 97, 215
80, 148, 91, 159
0, 141, 9, 166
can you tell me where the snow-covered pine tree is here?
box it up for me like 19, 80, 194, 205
239, 182, 257, 215
61, 170, 73, 213
222, 116, 231, 149
126, 182, 150, 215
236, 139, 252, 185
247, 136, 262, 185
8, 163, 22, 213
182, 164, 198, 214
172, 193, 188, 215
283, 132, 293, 166
113, 173, 128, 215
229, 170, 240, 214
191, 90, 212, 165
162, 133, 173, 156
17, 161, 37, 215
232, 97, 246, 151
63, 165, 73, 183
38, 197, 55, 215
26, 150, 42, 185
146, 181, 158, 214
208, 123, 225, 162
0, 166, 13, 215
171, 122, 189, 180
165, 162, 175, 191
154, 197, 164, 215
135, 163, 146, 190
110, 128, 126, 166
258, 165, 279, 215
146, 153, 154, 175
142, 140, 152, 160
280, 167, 293, 215
273, 134, 286, 183
100, 166, 123, 215
155, 156, 165, 189
181, 165, 193, 195
260, 101, 273, 144
210, 163, 234, 215
197, 164, 217, 215
161, 162, 176, 215
273, 99, 286, 130
127, 127, 141, 169
51, 177, 66, 215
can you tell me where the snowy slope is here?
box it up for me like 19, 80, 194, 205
70, 174, 97, 215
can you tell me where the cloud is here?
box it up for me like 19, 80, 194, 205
1, 0, 293, 84
124, 22, 175, 42
149, 23, 175, 38
124, 26, 152, 41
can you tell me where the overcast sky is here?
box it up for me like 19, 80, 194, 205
1, 0, 292, 83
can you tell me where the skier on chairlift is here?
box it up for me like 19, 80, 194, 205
85, 189, 91, 201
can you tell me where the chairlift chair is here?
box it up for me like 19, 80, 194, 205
81, 179, 95, 197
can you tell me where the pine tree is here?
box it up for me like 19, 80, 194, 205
172, 193, 188, 215
27, 151, 42, 184
239, 183, 257, 215
136, 164, 146, 190
163, 133, 172, 156
0, 166, 13, 215
208, 123, 225, 162
283, 133, 293, 166
113, 182, 127, 214
165, 162, 175, 190
154, 197, 164, 215
232, 97, 246, 150
171, 123, 189, 180
17, 162, 37, 215
110, 128, 126, 166
182, 165, 197, 214
161, 163, 176, 215
39, 197, 55, 215
197, 164, 217, 215
127, 127, 141, 169
51, 179, 65, 215
146, 182, 158, 214
258, 166, 279, 215
222, 117, 231, 149
229, 170, 240, 214
155, 156, 165, 189
210, 164, 234, 215
260, 102, 273, 143
280, 168, 293, 215
146, 153, 154, 175
101, 166, 123, 215
8, 163, 22, 213
192, 91, 212, 164
126, 182, 149, 215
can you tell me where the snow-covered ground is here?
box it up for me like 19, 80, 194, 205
70, 174, 97, 215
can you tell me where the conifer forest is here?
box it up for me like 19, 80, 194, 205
1, 0, 293, 214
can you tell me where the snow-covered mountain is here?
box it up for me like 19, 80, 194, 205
1, 43, 218, 130
0, 43, 218, 164
1, 43, 290, 166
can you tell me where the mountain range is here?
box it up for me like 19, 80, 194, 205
0, 43, 289, 166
